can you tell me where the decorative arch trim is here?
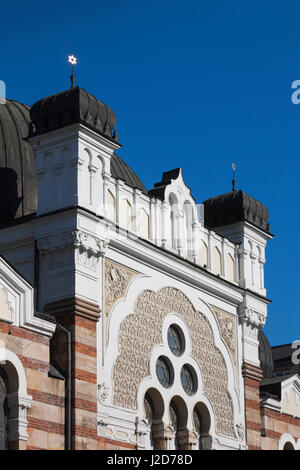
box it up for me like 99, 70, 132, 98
0, 347, 32, 442
111, 286, 235, 437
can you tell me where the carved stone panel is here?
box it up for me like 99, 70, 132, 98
113, 287, 234, 437
210, 306, 237, 365
104, 259, 138, 317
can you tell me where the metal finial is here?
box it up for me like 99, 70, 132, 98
232, 162, 236, 192
68, 55, 77, 88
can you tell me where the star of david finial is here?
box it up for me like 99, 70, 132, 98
232, 162, 236, 192
68, 55, 77, 88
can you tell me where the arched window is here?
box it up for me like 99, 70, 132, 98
184, 202, 193, 257
120, 199, 132, 231
226, 253, 235, 281
169, 396, 188, 450
199, 240, 208, 267
138, 208, 150, 239
193, 402, 211, 450
283, 442, 295, 450
144, 388, 164, 450
169, 194, 178, 250
106, 189, 116, 222
0, 368, 8, 450
212, 247, 222, 275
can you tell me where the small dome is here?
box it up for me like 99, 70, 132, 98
111, 154, 147, 193
0, 97, 146, 224
0, 99, 37, 223
30, 87, 118, 142
203, 190, 270, 233
258, 330, 274, 379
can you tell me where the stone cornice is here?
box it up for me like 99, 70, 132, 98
242, 362, 263, 382
44, 296, 101, 322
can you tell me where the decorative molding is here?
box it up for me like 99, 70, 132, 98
177, 429, 198, 450
44, 296, 101, 323
152, 423, 175, 450
74, 231, 108, 271
0, 287, 13, 323
211, 306, 236, 365
97, 382, 109, 404
242, 362, 263, 382
235, 423, 245, 440
7, 392, 32, 441
113, 287, 235, 437
238, 306, 266, 338
97, 417, 109, 437
37, 230, 108, 271
104, 259, 138, 317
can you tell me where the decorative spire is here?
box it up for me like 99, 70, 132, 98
232, 162, 236, 192
68, 55, 77, 88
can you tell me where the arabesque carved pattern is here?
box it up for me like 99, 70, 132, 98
113, 287, 234, 437
211, 306, 236, 365
104, 260, 138, 317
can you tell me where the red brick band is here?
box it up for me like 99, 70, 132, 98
73, 398, 97, 413
28, 389, 64, 407
74, 369, 97, 384
73, 424, 97, 439
97, 437, 136, 450
0, 321, 49, 345
18, 355, 49, 373
74, 342, 97, 358
28, 417, 64, 435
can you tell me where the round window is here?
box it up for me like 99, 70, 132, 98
167, 325, 184, 356
156, 356, 173, 388
180, 364, 197, 396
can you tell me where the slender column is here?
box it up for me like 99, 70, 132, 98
151, 423, 174, 450
161, 202, 169, 249
176, 428, 198, 450
176, 210, 184, 256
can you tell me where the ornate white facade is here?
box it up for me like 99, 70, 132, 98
1, 86, 297, 451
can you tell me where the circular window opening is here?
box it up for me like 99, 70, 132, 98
156, 356, 173, 388
180, 364, 197, 396
167, 325, 185, 356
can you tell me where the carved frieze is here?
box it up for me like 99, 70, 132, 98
238, 306, 266, 339
113, 287, 235, 437
104, 259, 138, 317
37, 230, 108, 271
211, 306, 236, 365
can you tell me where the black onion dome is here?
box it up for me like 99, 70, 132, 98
111, 154, 147, 193
258, 330, 274, 379
0, 97, 146, 224
30, 87, 118, 142
203, 190, 270, 233
0, 99, 37, 223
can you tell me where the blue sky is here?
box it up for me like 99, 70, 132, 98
0, 0, 299, 345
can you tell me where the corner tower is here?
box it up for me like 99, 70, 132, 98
29, 86, 121, 216
203, 188, 273, 449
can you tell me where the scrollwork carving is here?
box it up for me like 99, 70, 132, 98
113, 287, 235, 437
104, 260, 138, 317
211, 306, 236, 365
